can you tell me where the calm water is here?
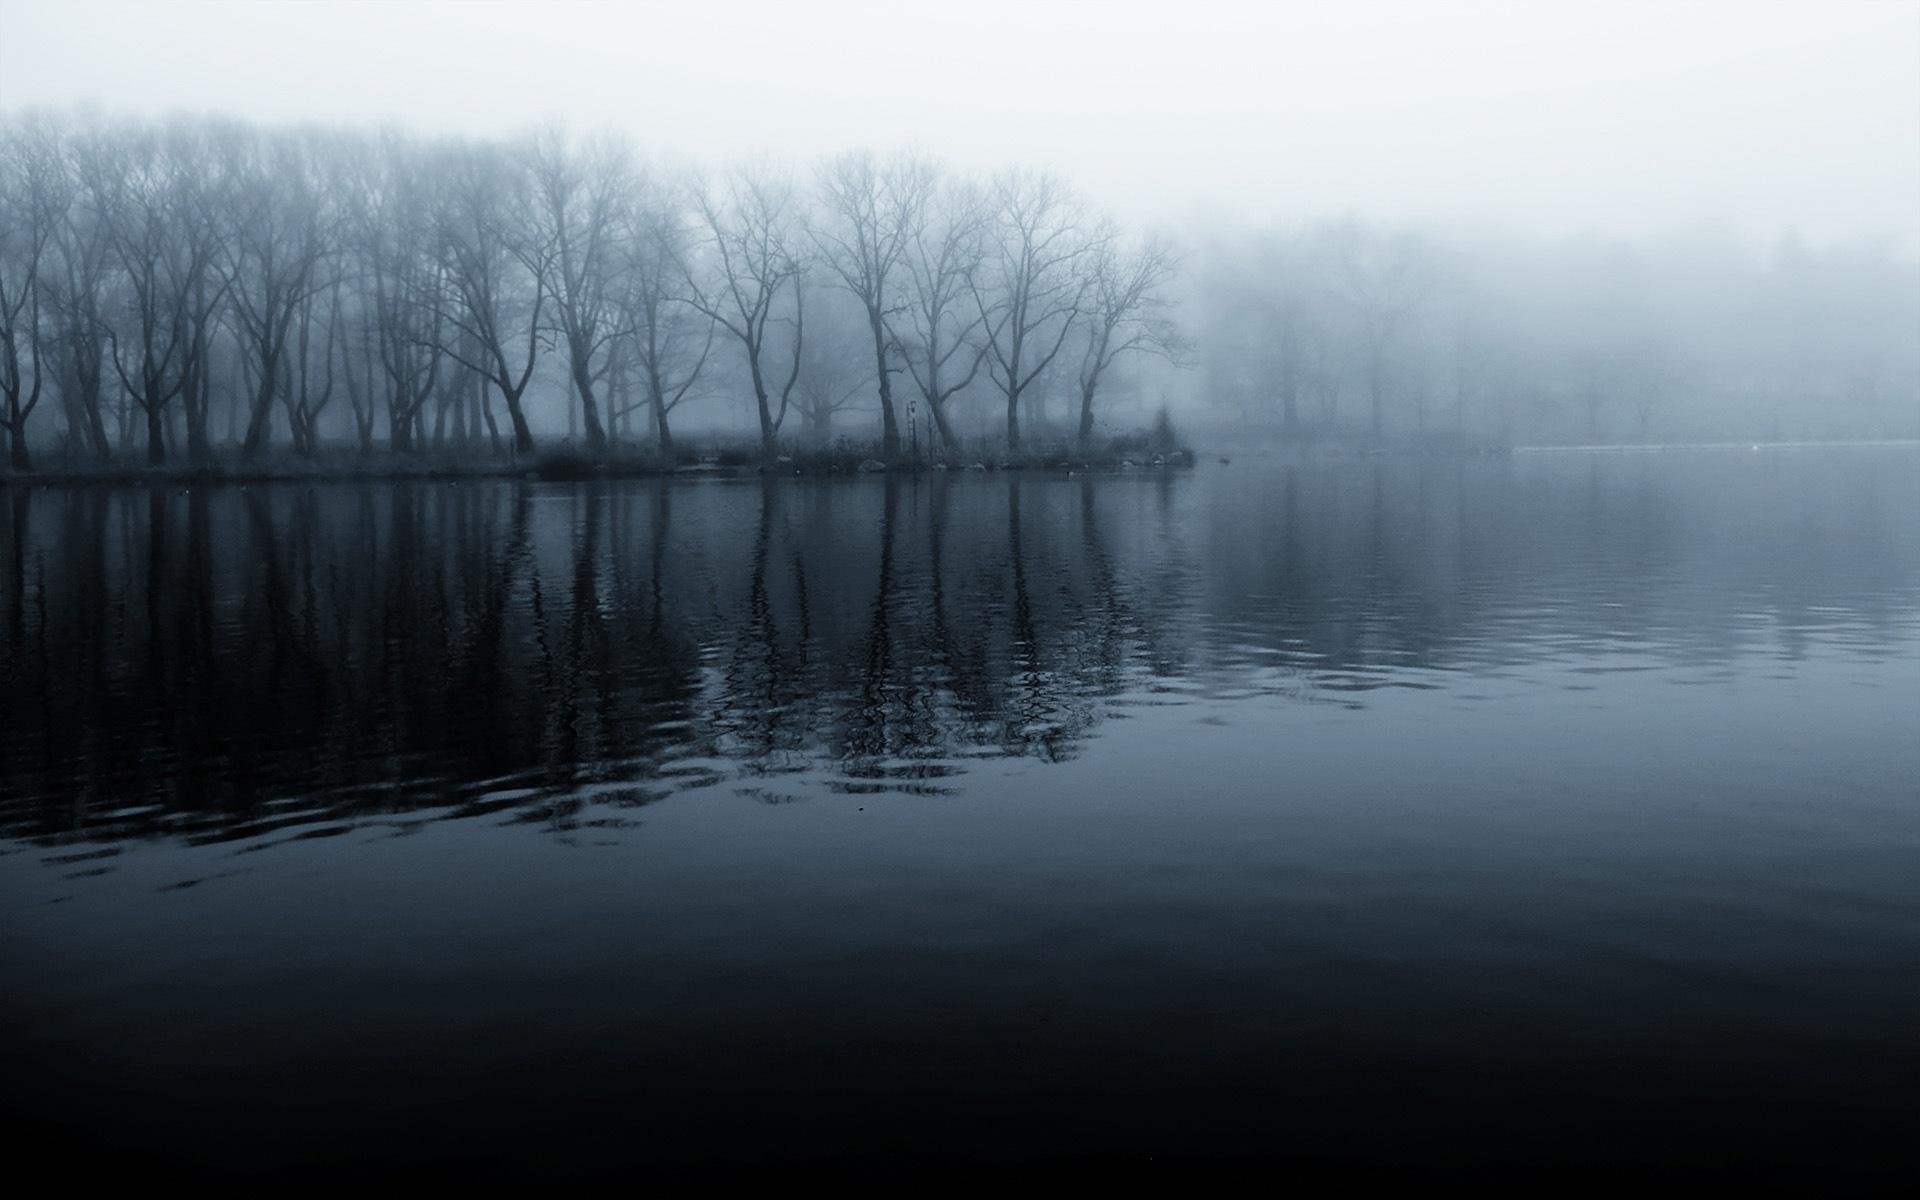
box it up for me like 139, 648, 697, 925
3, 448, 1918, 1178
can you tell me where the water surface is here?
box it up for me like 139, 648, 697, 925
3, 448, 1917, 1177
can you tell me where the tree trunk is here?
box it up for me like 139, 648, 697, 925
573, 359, 607, 452
477, 376, 502, 457
185, 366, 211, 465
750, 358, 775, 455
145, 393, 166, 466
242, 348, 279, 458
653, 391, 674, 455
4, 419, 29, 471
868, 310, 899, 460
390, 399, 414, 454
493, 382, 533, 455
928, 398, 957, 456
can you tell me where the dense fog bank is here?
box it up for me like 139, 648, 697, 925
2, 111, 1914, 472
1192, 220, 1919, 446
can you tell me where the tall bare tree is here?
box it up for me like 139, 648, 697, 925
335, 278, 381, 454
684, 162, 806, 455
788, 284, 873, 443
431, 139, 553, 455
812, 151, 931, 460
88, 122, 224, 465
971, 170, 1094, 451
617, 184, 712, 453
352, 135, 443, 454
40, 121, 116, 462
280, 275, 339, 454
894, 177, 988, 456
1075, 230, 1183, 446
218, 127, 333, 458
531, 129, 628, 452
0, 118, 62, 469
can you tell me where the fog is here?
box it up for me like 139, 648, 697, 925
2, 2, 1916, 467
7, 1, 1917, 244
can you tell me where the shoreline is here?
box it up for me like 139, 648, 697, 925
0, 448, 1205, 489
9, 437, 1912, 490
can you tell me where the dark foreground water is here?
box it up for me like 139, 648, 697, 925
3, 447, 1917, 1180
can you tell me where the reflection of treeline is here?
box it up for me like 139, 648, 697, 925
0, 475, 1197, 847
4, 457, 1915, 850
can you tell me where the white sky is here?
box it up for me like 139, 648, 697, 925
3, 0, 1916, 247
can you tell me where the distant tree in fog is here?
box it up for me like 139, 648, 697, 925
87, 121, 224, 465
789, 282, 873, 443
0, 118, 60, 469
683, 162, 807, 455
1197, 228, 1332, 433
892, 176, 991, 457
1074, 229, 1183, 447
208, 125, 333, 459
971, 170, 1095, 451
430, 138, 553, 455
812, 150, 931, 460
352, 136, 444, 454
279, 240, 340, 455
532, 129, 631, 453
1332, 220, 1437, 444
40, 121, 116, 463
615, 181, 714, 452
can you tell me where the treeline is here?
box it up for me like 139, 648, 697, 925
4, 112, 1916, 472
1194, 218, 1920, 445
0, 112, 1182, 471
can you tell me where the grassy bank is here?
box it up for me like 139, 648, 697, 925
0, 439, 1202, 488
1, 412, 1205, 486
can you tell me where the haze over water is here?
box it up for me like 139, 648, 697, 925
4, 446, 1917, 1175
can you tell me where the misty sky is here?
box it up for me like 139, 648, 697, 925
3, 0, 1916, 247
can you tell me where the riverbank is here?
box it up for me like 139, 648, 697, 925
0, 443, 1203, 488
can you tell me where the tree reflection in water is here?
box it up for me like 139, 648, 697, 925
3, 451, 1916, 853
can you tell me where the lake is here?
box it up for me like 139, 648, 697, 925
3, 447, 1917, 1180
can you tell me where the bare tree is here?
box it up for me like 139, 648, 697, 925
335, 280, 380, 454
431, 139, 553, 455
790, 284, 873, 443
1075, 229, 1183, 447
41, 120, 116, 462
88, 122, 224, 465
812, 150, 932, 460
531, 129, 628, 452
1333, 220, 1435, 443
352, 135, 443, 454
280, 273, 339, 454
1200, 228, 1338, 436
217, 126, 333, 458
0, 118, 62, 469
683, 162, 806, 455
616, 183, 712, 453
893, 175, 989, 456
971, 170, 1094, 451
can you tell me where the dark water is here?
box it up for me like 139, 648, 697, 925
3, 448, 1917, 1179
